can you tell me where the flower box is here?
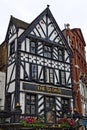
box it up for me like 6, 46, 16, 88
20, 116, 80, 129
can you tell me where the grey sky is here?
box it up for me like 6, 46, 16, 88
0, 0, 87, 57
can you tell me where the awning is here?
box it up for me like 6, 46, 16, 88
81, 119, 87, 125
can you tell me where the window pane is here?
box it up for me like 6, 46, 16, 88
58, 49, 63, 61
61, 98, 70, 112
46, 97, 50, 108
30, 41, 36, 54
26, 105, 30, 114
31, 96, 35, 104
46, 97, 55, 109
31, 64, 37, 80
44, 45, 51, 58
60, 71, 66, 85
49, 69, 54, 83
50, 98, 55, 107
31, 105, 35, 114
26, 94, 36, 115
45, 67, 54, 83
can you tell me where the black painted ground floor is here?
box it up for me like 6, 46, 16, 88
0, 123, 80, 130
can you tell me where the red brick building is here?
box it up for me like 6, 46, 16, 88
63, 25, 87, 115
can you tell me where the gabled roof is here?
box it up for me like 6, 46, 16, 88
18, 6, 65, 42
71, 28, 86, 46
11, 16, 29, 29
18, 6, 50, 42
5, 6, 73, 58
18, 6, 73, 57
5, 16, 29, 41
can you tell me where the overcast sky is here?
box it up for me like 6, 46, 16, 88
0, 0, 87, 58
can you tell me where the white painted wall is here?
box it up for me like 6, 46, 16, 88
0, 72, 5, 110
79, 80, 87, 116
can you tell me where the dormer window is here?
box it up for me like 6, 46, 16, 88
10, 41, 15, 55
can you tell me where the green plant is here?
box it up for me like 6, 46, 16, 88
20, 115, 79, 128
58, 118, 79, 128
20, 115, 45, 127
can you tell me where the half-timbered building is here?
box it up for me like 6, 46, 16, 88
5, 6, 73, 124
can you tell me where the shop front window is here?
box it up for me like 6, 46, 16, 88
26, 94, 36, 115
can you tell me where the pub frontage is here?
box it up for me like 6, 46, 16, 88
0, 5, 82, 130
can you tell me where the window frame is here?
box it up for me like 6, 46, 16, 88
45, 96, 55, 123
25, 93, 36, 115
58, 49, 64, 61
44, 45, 52, 58
61, 98, 70, 117
30, 41, 37, 54
45, 67, 54, 84
59, 70, 66, 85
30, 64, 38, 81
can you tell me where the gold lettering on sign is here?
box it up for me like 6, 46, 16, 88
38, 85, 61, 94
52, 88, 61, 93
47, 87, 52, 92
38, 85, 45, 91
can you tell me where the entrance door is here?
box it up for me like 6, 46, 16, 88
45, 96, 55, 124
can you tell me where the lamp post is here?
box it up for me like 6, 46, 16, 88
11, 103, 22, 123
14, 103, 22, 123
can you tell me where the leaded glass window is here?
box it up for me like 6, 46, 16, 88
45, 67, 54, 84
26, 94, 36, 115
31, 64, 38, 80
58, 49, 64, 61
44, 45, 51, 58
60, 70, 66, 85
30, 41, 37, 54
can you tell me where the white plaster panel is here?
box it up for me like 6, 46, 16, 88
7, 64, 14, 84
8, 82, 15, 93
26, 38, 30, 52
18, 29, 24, 37
39, 20, 46, 35
20, 62, 24, 79
20, 93, 25, 114
50, 31, 57, 41
33, 28, 39, 37
43, 16, 46, 23
48, 17, 51, 24
25, 62, 29, 78
35, 24, 45, 38
65, 51, 69, 63
54, 69, 59, 84
48, 24, 54, 36
21, 41, 25, 51
11, 64, 15, 81
9, 34, 17, 43
0, 72, 5, 110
